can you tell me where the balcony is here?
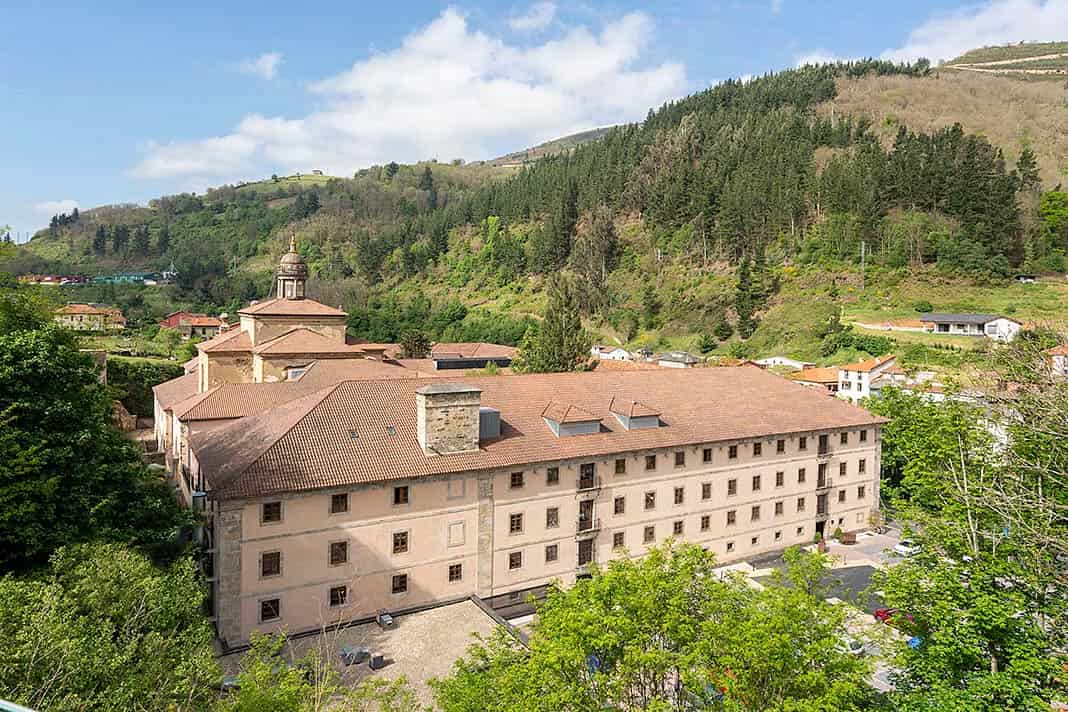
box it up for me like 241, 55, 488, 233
577, 473, 602, 493
816, 448, 832, 463
816, 477, 834, 491
576, 517, 602, 537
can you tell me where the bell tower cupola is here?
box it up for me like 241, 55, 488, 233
276, 237, 308, 300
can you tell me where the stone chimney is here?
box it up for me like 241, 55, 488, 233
416, 384, 482, 455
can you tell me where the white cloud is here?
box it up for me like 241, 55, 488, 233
794, 49, 848, 67
131, 8, 686, 183
509, 1, 556, 31
33, 199, 79, 215
237, 52, 283, 80
882, 0, 1068, 63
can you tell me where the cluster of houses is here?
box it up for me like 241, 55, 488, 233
591, 345, 701, 369
19, 264, 179, 288
53, 303, 126, 331
150, 242, 884, 659
862, 313, 1022, 342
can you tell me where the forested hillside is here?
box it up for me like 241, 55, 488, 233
12, 55, 1068, 357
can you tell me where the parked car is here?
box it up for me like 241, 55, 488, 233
894, 539, 921, 556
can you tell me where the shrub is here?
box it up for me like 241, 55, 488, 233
912, 300, 934, 313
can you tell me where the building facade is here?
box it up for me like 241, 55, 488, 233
186, 367, 884, 648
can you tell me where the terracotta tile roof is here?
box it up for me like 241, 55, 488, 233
56, 303, 107, 315
197, 327, 253, 353
840, 354, 896, 374
430, 342, 517, 359
348, 341, 402, 357
590, 359, 660, 371
1045, 345, 1068, 356
295, 358, 420, 390
174, 382, 312, 421
237, 297, 347, 317
193, 367, 887, 500
152, 372, 199, 410
253, 328, 363, 356
183, 357, 199, 373
188, 316, 224, 327
608, 396, 661, 418
542, 400, 600, 423
788, 367, 839, 384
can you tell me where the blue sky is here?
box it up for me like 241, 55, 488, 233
3, 0, 1065, 239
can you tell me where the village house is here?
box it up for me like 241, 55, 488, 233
919, 313, 1021, 341
755, 356, 815, 371
788, 366, 840, 393
54, 303, 125, 331
1046, 345, 1068, 377
656, 351, 700, 369
159, 311, 227, 339
179, 366, 883, 648
591, 345, 632, 361
836, 354, 904, 404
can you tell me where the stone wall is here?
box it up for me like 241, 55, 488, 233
416, 386, 481, 455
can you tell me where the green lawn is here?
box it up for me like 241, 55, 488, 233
948, 42, 1068, 65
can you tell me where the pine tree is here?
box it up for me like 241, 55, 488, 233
111, 224, 129, 253
131, 225, 150, 256
418, 166, 438, 210
157, 225, 170, 255
735, 256, 757, 338
1017, 147, 1041, 192
513, 277, 590, 373
92, 225, 107, 255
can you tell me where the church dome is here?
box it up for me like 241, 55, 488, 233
278, 238, 309, 278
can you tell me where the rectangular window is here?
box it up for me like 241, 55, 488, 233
818, 463, 827, 480
777, 439, 786, 454
726, 541, 735, 553
701, 482, 711, 500
261, 501, 282, 524
614, 496, 625, 515
858, 485, 866, 499
751, 505, 760, 521
580, 463, 595, 479
703, 447, 713, 463
838, 490, 847, 503
260, 551, 281, 578
329, 586, 347, 607
775, 501, 784, 516
751, 536, 759, 546
545, 507, 559, 529
796, 526, 804, 536
727, 478, 737, 496
675, 451, 686, 467
615, 458, 626, 475
727, 510, 736, 526
391, 574, 408, 594
753, 442, 762, 457
509, 513, 524, 534
673, 520, 683, 536
859, 459, 867, 474
700, 514, 710, 531
645, 454, 657, 471
393, 486, 409, 505
545, 544, 558, 562
329, 541, 348, 566
774, 530, 782, 541
644, 491, 656, 510
775, 471, 784, 488
674, 486, 684, 505
728, 445, 738, 459
330, 493, 349, 514
260, 598, 281, 622
643, 525, 655, 544
546, 467, 559, 485
859, 429, 868, 442
613, 532, 625, 548
392, 531, 409, 554
798, 467, 806, 483
752, 475, 761, 492
448, 563, 463, 582
797, 497, 806, 512
839, 462, 847, 477
509, 551, 522, 570
510, 472, 524, 489
799, 436, 807, 450
840, 432, 849, 445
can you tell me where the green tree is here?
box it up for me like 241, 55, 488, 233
92, 224, 108, 254
132, 224, 151, 255
0, 325, 190, 568
419, 165, 438, 210
157, 223, 171, 254
0, 542, 218, 711
432, 544, 875, 711
734, 256, 757, 338
1016, 147, 1041, 192
400, 329, 431, 358
111, 223, 130, 253
512, 277, 590, 373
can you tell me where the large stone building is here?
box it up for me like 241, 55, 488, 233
54, 303, 125, 331
183, 366, 883, 648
